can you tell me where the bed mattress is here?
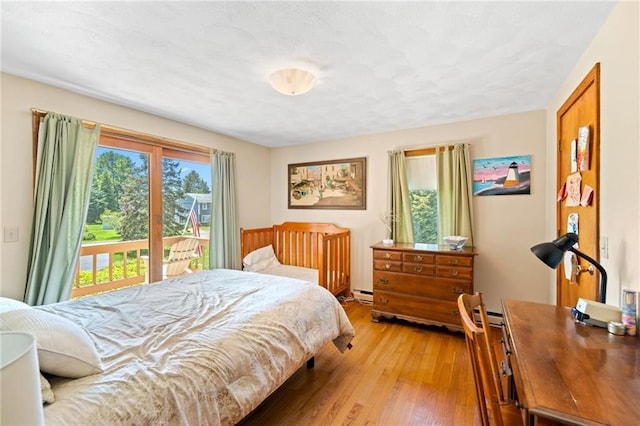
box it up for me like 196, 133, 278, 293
38, 269, 354, 425
259, 264, 319, 284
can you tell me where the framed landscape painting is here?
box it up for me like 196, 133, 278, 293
288, 157, 366, 209
473, 155, 531, 196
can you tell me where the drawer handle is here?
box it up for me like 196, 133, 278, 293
377, 297, 389, 305
448, 259, 459, 265
452, 309, 459, 316
414, 255, 423, 262
414, 266, 423, 273
450, 270, 459, 276
385, 263, 392, 270
451, 287, 464, 294
378, 277, 389, 284
384, 253, 392, 259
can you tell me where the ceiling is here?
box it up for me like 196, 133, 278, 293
1, 1, 616, 148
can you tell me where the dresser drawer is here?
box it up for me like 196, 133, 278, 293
436, 255, 473, 268
373, 271, 470, 300
402, 252, 435, 265
436, 266, 473, 280
373, 290, 461, 326
373, 259, 403, 272
373, 250, 402, 261
402, 263, 435, 276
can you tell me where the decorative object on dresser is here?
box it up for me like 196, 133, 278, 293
370, 241, 477, 331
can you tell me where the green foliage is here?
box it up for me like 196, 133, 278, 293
117, 160, 149, 240
162, 159, 186, 236
183, 170, 210, 194
100, 209, 121, 230
77, 258, 144, 286
87, 151, 136, 223
83, 226, 96, 241
410, 189, 438, 244
83, 224, 121, 242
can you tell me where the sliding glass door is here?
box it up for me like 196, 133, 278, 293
75, 136, 210, 296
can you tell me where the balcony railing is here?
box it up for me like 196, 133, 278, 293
72, 236, 209, 299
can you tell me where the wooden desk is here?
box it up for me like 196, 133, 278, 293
502, 299, 640, 426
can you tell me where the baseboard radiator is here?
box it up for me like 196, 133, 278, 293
353, 289, 373, 303
486, 311, 504, 327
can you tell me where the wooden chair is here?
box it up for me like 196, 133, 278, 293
458, 292, 522, 426
143, 238, 200, 281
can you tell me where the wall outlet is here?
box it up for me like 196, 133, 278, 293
600, 236, 609, 259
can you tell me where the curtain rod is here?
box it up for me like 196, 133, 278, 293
404, 144, 460, 157
31, 108, 214, 155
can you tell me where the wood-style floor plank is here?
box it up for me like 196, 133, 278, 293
241, 301, 482, 425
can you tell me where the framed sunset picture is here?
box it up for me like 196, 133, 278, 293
473, 155, 531, 196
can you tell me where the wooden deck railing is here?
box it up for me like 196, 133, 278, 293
71, 236, 209, 299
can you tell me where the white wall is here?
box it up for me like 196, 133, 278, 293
0, 73, 272, 300
544, 1, 640, 306
271, 110, 548, 313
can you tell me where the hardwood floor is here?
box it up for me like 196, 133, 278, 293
241, 300, 482, 425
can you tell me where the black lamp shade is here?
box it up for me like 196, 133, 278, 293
530, 232, 606, 304
530, 233, 579, 269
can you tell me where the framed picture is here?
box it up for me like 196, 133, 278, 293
288, 157, 366, 209
473, 155, 531, 196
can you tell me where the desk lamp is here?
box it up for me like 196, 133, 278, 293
530, 232, 607, 304
530, 233, 622, 327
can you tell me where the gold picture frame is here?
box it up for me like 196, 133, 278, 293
288, 157, 366, 210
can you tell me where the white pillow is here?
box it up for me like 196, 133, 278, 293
40, 373, 55, 404
243, 245, 280, 272
0, 297, 30, 313
0, 308, 103, 378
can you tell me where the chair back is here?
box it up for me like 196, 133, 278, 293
164, 238, 200, 278
458, 292, 508, 426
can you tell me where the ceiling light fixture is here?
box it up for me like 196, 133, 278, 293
269, 68, 316, 96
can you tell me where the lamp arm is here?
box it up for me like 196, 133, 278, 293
569, 247, 607, 304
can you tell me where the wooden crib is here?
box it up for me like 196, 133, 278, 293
240, 222, 350, 296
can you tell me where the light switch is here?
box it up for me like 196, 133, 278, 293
600, 236, 609, 259
4, 226, 18, 242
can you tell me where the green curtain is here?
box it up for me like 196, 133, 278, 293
387, 150, 414, 243
210, 151, 241, 269
436, 144, 474, 246
24, 113, 100, 305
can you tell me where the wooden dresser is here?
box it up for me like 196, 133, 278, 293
370, 241, 477, 331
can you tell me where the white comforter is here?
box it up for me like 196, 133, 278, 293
39, 269, 355, 425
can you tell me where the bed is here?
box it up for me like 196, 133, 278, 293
0, 269, 355, 425
240, 222, 351, 296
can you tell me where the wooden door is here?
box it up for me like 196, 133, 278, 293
555, 63, 601, 307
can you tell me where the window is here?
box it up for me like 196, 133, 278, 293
31, 110, 213, 297
86, 133, 211, 285
406, 154, 438, 244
